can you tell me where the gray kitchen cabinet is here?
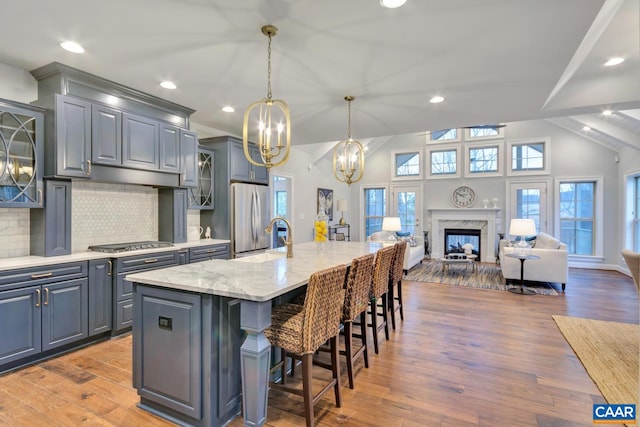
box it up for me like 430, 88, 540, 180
189, 243, 230, 263
0, 260, 89, 371
122, 112, 159, 170
189, 147, 214, 210
177, 249, 189, 265
88, 259, 113, 336
91, 104, 122, 166
30, 179, 72, 256
229, 139, 269, 184
113, 251, 179, 335
133, 285, 242, 426
180, 129, 198, 188
159, 124, 180, 173
0, 98, 45, 207
159, 188, 187, 243
55, 95, 92, 177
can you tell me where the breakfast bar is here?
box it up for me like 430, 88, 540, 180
126, 241, 383, 427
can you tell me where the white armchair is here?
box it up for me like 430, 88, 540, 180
499, 232, 568, 291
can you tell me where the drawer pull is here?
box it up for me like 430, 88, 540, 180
86, 159, 92, 176
206, 249, 218, 253
35, 289, 41, 307
31, 272, 53, 279
44, 288, 49, 306
178, 250, 188, 254
144, 258, 158, 264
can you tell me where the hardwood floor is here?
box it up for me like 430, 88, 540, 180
0, 267, 637, 426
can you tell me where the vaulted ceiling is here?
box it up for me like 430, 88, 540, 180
1, 0, 638, 148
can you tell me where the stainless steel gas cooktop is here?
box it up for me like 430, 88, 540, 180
88, 241, 173, 253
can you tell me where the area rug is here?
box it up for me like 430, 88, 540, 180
405, 259, 558, 295
553, 315, 639, 406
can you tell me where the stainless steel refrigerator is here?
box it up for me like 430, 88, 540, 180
231, 182, 270, 257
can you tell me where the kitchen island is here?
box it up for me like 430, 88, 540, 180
126, 240, 384, 427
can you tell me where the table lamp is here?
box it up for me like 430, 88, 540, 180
509, 218, 536, 255
337, 199, 348, 225
382, 216, 402, 241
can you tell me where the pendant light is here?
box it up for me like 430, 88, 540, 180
242, 25, 291, 171
333, 96, 364, 185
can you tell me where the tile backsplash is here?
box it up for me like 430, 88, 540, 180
72, 182, 159, 252
0, 208, 30, 258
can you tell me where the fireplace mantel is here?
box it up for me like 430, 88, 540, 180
428, 208, 501, 262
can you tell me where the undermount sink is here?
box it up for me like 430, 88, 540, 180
234, 251, 287, 263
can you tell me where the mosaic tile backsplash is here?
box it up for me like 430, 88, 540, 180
0, 208, 30, 258
72, 182, 159, 252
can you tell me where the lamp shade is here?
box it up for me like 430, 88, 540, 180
382, 216, 402, 232
337, 199, 348, 212
509, 218, 536, 237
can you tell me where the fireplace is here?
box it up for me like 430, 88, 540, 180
444, 228, 481, 260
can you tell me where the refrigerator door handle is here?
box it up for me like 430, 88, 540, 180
255, 188, 262, 245
251, 190, 256, 244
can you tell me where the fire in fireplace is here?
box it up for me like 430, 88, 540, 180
444, 228, 481, 259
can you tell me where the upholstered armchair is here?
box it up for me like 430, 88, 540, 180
368, 231, 425, 273
499, 232, 568, 291
621, 249, 640, 292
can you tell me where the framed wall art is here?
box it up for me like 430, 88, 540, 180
317, 187, 333, 221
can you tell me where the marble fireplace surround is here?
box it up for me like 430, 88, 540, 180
429, 208, 501, 263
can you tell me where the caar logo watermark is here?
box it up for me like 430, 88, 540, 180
593, 404, 636, 423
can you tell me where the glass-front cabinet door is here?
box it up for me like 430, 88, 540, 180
0, 100, 44, 207
189, 147, 214, 210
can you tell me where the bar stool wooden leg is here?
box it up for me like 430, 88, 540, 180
344, 321, 355, 389
302, 353, 314, 427
359, 311, 369, 368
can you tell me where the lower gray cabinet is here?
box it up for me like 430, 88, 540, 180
189, 243, 230, 263
0, 276, 88, 367
133, 284, 242, 427
88, 259, 112, 336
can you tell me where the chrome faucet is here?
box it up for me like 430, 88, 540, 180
265, 217, 293, 258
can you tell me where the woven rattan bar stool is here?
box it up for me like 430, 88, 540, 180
368, 245, 395, 354
388, 240, 407, 330
265, 264, 348, 427
341, 253, 375, 389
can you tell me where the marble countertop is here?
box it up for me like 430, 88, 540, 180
126, 241, 384, 302
0, 239, 230, 272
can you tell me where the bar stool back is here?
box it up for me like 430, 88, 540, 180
265, 264, 348, 427
388, 240, 407, 330
368, 245, 395, 354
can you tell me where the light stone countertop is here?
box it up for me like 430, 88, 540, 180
126, 241, 384, 302
0, 239, 230, 272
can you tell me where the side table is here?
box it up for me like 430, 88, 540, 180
505, 253, 540, 295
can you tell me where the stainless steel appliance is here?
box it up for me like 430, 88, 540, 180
231, 182, 269, 257
88, 241, 173, 253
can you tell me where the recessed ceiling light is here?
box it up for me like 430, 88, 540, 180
60, 41, 84, 54
160, 81, 177, 90
582, 126, 591, 131
604, 57, 624, 66
380, 0, 407, 8
430, 95, 444, 104
222, 106, 235, 113
602, 110, 613, 115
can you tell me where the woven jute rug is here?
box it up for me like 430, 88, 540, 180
404, 259, 558, 295
553, 315, 639, 406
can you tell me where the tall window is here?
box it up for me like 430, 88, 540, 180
559, 181, 595, 255
515, 188, 541, 232
364, 187, 386, 238
275, 191, 287, 217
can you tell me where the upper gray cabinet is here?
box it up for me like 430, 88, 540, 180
30, 62, 196, 187
202, 136, 268, 185
0, 98, 44, 208
92, 104, 122, 166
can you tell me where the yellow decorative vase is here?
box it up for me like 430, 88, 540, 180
314, 210, 328, 244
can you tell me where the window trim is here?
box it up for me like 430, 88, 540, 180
554, 176, 604, 261
507, 137, 550, 176
391, 149, 423, 181
426, 144, 461, 179
623, 169, 640, 252
464, 140, 504, 178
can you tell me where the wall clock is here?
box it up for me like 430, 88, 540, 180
452, 185, 476, 208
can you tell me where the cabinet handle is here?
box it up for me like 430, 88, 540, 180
38, 189, 43, 206
107, 260, 112, 276
35, 289, 41, 307
178, 250, 188, 254
144, 258, 158, 264
86, 159, 92, 176
31, 272, 53, 279
206, 249, 218, 253
44, 288, 49, 306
